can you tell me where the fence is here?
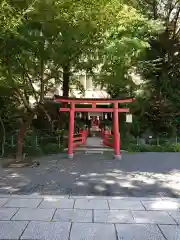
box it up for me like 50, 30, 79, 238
100, 128, 180, 147
130, 136, 180, 146
1, 130, 180, 157
0, 130, 68, 157
0, 128, 90, 157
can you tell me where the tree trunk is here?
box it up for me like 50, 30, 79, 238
0, 115, 5, 158
40, 57, 44, 103
16, 113, 34, 162
152, 0, 158, 20
60, 64, 70, 129
16, 123, 25, 161
62, 64, 70, 98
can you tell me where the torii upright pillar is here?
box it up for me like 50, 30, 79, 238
68, 102, 75, 159
113, 102, 121, 159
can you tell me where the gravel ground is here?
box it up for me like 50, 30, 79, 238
0, 152, 180, 197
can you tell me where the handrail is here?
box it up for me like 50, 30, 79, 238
101, 128, 114, 148
73, 129, 88, 148
73, 133, 82, 137
73, 137, 83, 141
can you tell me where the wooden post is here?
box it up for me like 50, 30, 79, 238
113, 102, 121, 160
68, 102, 75, 158
58, 135, 61, 149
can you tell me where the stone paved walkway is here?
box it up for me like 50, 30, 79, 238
85, 136, 103, 147
1, 194, 180, 239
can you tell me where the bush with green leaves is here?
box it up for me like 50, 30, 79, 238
171, 144, 180, 152
127, 144, 151, 152
3, 146, 16, 157
23, 146, 43, 157
127, 144, 180, 152
23, 130, 37, 149
42, 143, 62, 155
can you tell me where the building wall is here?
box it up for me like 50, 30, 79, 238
53, 74, 109, 99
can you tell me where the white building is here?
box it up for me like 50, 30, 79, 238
53, 74, 109, 99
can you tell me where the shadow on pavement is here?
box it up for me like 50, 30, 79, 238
0, 152, 180, 197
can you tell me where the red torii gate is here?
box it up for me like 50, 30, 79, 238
55, 97, 135, 159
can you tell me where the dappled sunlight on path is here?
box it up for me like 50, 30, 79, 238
0, 153, 180, 197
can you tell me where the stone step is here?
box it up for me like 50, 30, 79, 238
85, 145, 104, 148
85, 150, 104, 154
75, 147, 113, 152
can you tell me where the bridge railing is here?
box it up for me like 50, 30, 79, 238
73, 129, 89, 148
101, 128, 114, 148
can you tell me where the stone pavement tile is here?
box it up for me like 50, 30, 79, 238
159, 225, 180, 240
69, 196, 163, 201
139, 197, 163, 201
4, 198, 42, 208
70, 223, 117, 240
43, 195, 70, 199
0, 195, 11, 198
0, 221, 28, 239
21, 221, 71, 240
132, 210, 176, 224
74, 199, 108, 209
161, 197, 180, 201
69, 196, 125, 200
108, 199, 145, 210
0, 207, 19, 220
116, 224, 165, 239
12, 208, 55, 221
94, 210, 134, 223
9, 194, 69, 199
142, 200, 179, 211
53, 209, 92, 222
39, 198, 74, 209
0, 198, 8, 206
168, 210, 180, 224
122, 197, 163, 201
0, 194, 43, 199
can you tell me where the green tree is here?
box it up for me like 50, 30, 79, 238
135, 0, 180, 136
0, 0, 122, 159
0, 0, 163, 160
0, 0, 37, 159
95, 4, 162, 97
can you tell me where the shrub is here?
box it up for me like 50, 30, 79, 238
23, 146, 43, 157
38, 134, 58, 147
23, 131, 37, 148
42, 143, 62, 154
171, 143, 180, 152
151, 145, 168, 152
128, 144, 151, 152
127, 144, 178, 152
3, 146, 16, 157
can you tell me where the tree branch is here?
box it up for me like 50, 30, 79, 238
16, 58, 39, 103
172, 6, 180, 39
15, 87, 33, 113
